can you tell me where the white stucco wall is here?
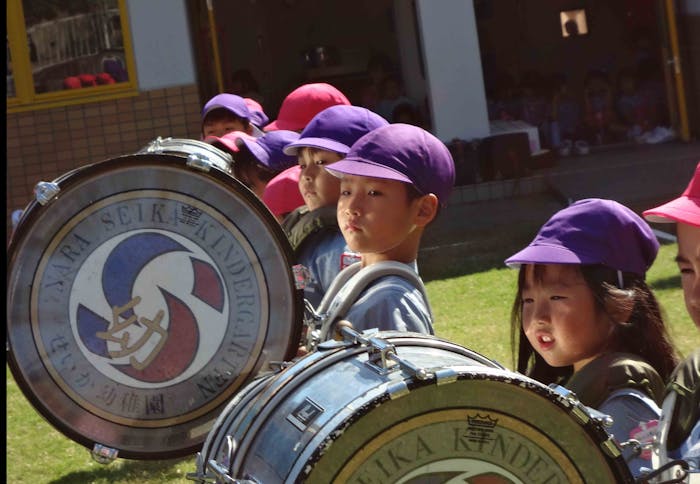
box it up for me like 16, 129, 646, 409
126, 0, 196, 90
415, 0, 489, 142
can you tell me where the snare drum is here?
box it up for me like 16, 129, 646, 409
190, 330, 634, 483
6, 138, 303, 460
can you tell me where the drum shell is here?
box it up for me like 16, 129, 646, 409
197, 332, 634, 483
7, 143, 303, 459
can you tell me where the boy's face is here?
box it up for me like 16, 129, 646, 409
676, 222, 700, 330
337, 175, 430, 262
298, 148, 343, 211
202, 112, 246, 138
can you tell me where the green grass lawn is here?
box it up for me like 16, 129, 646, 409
6, 242, 697, 483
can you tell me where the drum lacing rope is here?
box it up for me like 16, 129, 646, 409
635, 459, 690, 484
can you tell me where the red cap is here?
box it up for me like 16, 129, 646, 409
63, 76, 82, 89
265, 83, 350, 132
204, 131, 258, 153
79, 74, 97, 86
644, 161, 700, 227
96, 72, 116, 85
262, 165, 305, 218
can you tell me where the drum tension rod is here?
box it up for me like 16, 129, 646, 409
337, 326, 433, 380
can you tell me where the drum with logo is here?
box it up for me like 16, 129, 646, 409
188, 329, 634, 483
6, 137, 303, 460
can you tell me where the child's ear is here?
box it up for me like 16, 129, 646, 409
414, 194, 439, 227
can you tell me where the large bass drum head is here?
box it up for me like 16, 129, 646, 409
7, 150, 302, 459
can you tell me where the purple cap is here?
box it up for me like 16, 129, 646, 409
325, 123, 456, 207
505, 198, 659, 276
202, 93, 251, 121
283, 105, 388, 156
244, 98, 270, 129
235, 130, 301, 172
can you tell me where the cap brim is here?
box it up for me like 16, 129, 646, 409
205, 136, 240, 153
250, 124, 265, 138
283, 137, 350, 156
505, 244, 592, 268
264, 119, 303, 132
236, 137, 270, 167
643, 196, 700, 227
324, 158, 413, 184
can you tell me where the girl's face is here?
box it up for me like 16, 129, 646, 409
298, 148, 343, 211
337, 175, 425, 264
521, 264, 612, 372
676, 223, 700, 329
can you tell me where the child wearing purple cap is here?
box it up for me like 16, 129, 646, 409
505, 198, 680, 478
306, 123, 455, 344
644, 163, 700, 476
281, 105, 388, 310
201, 93, 255, 139
207, 130, 300, 199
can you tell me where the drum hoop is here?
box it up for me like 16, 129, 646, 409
299, 368, 633, 483
230, 335, 503, 475
7, 152, 303, 459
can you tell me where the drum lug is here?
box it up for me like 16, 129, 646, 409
187, 153, 213, 172
34, 181, 60, 205
387, 380, 410, 400
142, 135, 168, 153
90, 443, 118, 464
435, 367, 459, 385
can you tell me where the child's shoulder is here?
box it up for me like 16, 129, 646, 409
568, 352, 666, 407
283, 205, 339, 251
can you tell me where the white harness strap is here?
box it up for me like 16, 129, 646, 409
315, 261, 432, 341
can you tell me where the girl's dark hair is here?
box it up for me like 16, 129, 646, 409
510, 264, 679, 385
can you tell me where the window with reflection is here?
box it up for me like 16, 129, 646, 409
23, 0, 128, 93
7, 0, 134, 108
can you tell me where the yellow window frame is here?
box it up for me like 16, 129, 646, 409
7, 0, 139, 113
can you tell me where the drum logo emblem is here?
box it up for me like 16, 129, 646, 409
71, 230, 229, 388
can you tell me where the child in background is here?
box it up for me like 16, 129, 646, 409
264, 82, 350, 132
263, 166, 306, 223
505, 198, 680, 478
262, 82, 352, 220
644, 163, 700, 475
281, 105, 388, 308
314, 123, 455, 338
582, 69, 618, 145
206, 130, 299, 199
201, 93, 255, 139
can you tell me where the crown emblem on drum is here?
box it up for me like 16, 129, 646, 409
467, 414, 498, 429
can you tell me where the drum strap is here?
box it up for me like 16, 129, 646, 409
315, 261, 432, 341
282, 205, 339, 253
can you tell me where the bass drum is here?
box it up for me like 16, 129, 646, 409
6, 137, 303, 460
191, 331, 634, 483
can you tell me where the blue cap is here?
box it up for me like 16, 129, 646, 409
325, 124, 456, 207
235, 130, 301, 172
283, 105, 388, 156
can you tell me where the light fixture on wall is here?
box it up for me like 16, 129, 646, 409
560, 8, 589, 38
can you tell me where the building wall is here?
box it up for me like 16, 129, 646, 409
6, 85, 203, 238
7, 0, 201, 242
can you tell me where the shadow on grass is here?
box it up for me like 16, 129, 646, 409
49, 457, 192, 484
650, 274, 681, 290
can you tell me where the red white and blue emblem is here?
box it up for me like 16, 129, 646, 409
72, 230, 228, 387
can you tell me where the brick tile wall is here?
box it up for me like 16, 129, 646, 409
6, 84, 202, 243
